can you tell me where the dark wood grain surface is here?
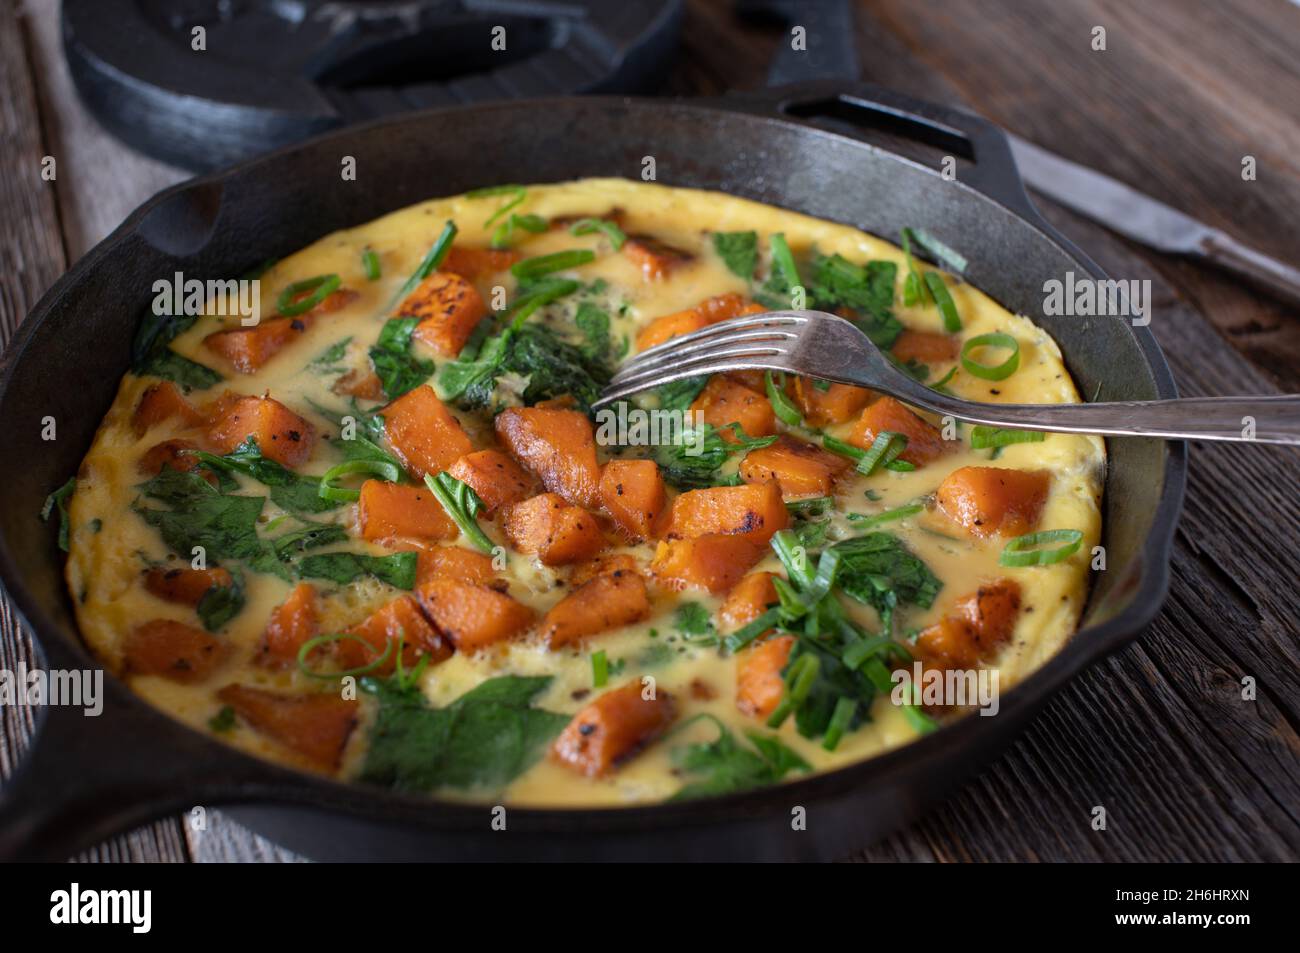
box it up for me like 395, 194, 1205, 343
1, 0, 1296, 862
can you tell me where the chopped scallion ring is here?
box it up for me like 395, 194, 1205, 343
960, 331, 1020, 381
389, 220, 457, 308
900, 228, 931, 308
466, 184, 527, 226
277, 273, 341, 317
923, 271, 962, 332
822, 696, 858, 751
510, 249, 596, 281
999, 528, 1084, 567
969, 426, 1045, 449
765, 652, 820, 729
856, 430, 908, 475
848, 502, 924, 527
569, 218, 627, 250
764, 371, 803, 426
361, 248, 381, 281
318, 459, 402, 502
592, 649, 609, 688
296, 631, 393, 680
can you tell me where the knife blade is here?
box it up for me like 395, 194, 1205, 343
1007, 134, 1300, 308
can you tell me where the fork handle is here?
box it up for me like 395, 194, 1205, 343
927, 393, 1300, 445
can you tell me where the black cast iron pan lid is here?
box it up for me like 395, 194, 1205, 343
62, 0, 685, 172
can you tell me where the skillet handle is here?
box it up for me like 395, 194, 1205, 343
0, 681, 277, 861
721, 79, 1051, 239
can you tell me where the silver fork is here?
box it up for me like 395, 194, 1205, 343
593, 310, 1300, 444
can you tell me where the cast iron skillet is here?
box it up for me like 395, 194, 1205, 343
0, 82, 1186, 861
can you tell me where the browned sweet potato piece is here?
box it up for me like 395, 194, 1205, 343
216, 684, 358, 771
380, 385, 473, 479
357, 480, 457, 542
261, 582, 319, 664
416, 579, 536, 652
503, 493, 605, 566
915, 580, 1022, 669
786, 377, 875, 426
143, 566, 233, 607
410, 544, 500, 586
623, 234, 694, 280
849, 396, 951, 467
718, 571, 779, 633
448, 449, 536, 516
892, 329, 959, 364
441, 246, 521, 280
138, 439, 200, 477
635, 293, 765, 351
404, 271, 488, 356
736, 634, 796, 719
204, 318, 311, 374
937, 466, 1051, 537
599, 459, 666, 541
123, 620, 228, 683
338, 595, 452, 675
332, 369, 385, 401
667, 482, 789, 545
651, 534, 765, 593
690, 375, 776, 443
551, 680, 677, 777
540, 570, 651, 648
739, 435, 851, 498
132, 381, 204, 434
207, 395, 316, 467
570, 552, 643, 587
495, 406, 601, 509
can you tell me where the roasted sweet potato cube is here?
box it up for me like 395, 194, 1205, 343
216, 684, 358, 771
623, 234, 694, 279
937, 466, 1050, 538
332, 369, 385, 401
667, 482, 789, 545
739, 435, 851, 498
123, 620, 228, 683
404, 271, 488, 356
696, 293, 767, 324
204, 317, 311, 374
495, 406, 601, 509
441, 246, 521, 280
635, 293, 765, 351
339, 595, 452, 674
786, 377, 874, 426
448, 449, 536, 516
849, 396, 951, 467
380, 385, 473, 479
132, 381, 205, 434
599, 459, 666, 541
540, 570, 651, 649
891, 329, 959, 364
690, 375, 776, 443
718, 571, 779, 633
357, 480, 457, 542
552, 680, 677, 777
915, 580, 1022, 669
410, 544, 499, 586
143, 566, 233, 608
137, 439, 215, 481
207, 395, 316, 467
503, 493, 605, 566
736, 634, 796, 719
416, 579, 536, 652
651, 534, 765, 593
569, 552, 644, 587
261, 582, 319, 664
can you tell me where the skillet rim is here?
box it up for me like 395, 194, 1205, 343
0, 91, 1187, 840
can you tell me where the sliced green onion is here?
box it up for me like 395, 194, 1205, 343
848, 502, 924, 527
923, 271, 962, 332
786, 496, 833, 516
390, 220, 457, 307
508, 277, 582, 325
592, 649, 609, 688
296, 631, 393, 680
318, 459, 402, 502
930, 365, 959, 396
856, 430, 908, 476
491, 213, 547, 250
424, 472, 495, 553
902, 682, 939, 733
768, 233, 801, 289
822, 434, 865, 463
1000, 528, 1084, 567
722, 608, 782, 653
764, 371, 803, 426
766, 652, 820, 729
900, 228, 931, 308
569, 218, 627, 250
277, 274, 341, 317
466, 184, 527, 226
510, 249, 596, 281
969, 426, 1045, 450
960, 332, 1020, 381
822, 696, 858, 751
909, 229, 969, 274
861, 657, 895, 693
361, 248, 381, 281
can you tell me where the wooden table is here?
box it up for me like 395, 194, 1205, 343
2, 0, 1297, 862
